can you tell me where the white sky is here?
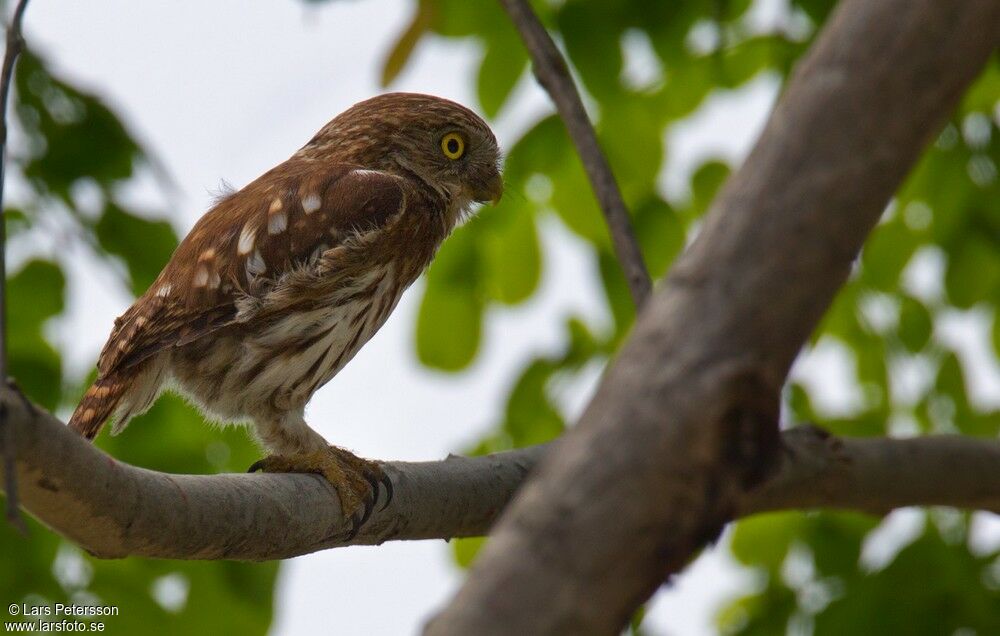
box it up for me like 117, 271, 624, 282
23, 1, 998, 635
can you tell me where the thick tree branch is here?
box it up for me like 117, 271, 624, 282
3, 388, 1000, 561
0, 0, 31, 533
429, 1, 1000, 634
498, 0, 652, 308
0, 386, 542, 560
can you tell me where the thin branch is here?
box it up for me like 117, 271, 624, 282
0, 0, 31, 535
742, 426, 1000, 516
498, 0, 652, 309
2, 388, 1000, 560
429, 1, 1000, 634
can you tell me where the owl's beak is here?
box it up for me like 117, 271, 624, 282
474, 172, 504, 206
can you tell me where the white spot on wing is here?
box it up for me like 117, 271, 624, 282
193, 266, 210, 287
302, 193, 321, 214
238, 223, 256, 255
208, 270, 221, 289
268, 211, 287, 235
351, 169, 382, 178
155, 284, 173, 298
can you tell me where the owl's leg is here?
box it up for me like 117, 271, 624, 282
248, 413, 392, 536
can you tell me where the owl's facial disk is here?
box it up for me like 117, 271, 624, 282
432, 127, 503, 208
309, 93, 503, 214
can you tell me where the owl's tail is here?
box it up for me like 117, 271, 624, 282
68, 374, 129, 440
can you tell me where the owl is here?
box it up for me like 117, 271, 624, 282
69, 93, 503, 532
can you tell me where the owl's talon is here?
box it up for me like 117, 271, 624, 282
379, 473, 394, 511
359, 494, 375, 527
248, 446, 387, 536
346, 510, 364, 541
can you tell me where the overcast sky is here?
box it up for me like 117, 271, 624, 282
18, 1, 961, 634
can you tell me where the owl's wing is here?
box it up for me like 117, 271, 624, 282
96, 163, 407, 376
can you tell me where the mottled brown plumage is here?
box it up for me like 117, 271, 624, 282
69, 93, 502, 529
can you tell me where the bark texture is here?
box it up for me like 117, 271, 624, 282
3, 388, 1000, 562
427, 0, 1000, 633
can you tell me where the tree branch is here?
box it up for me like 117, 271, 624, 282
0, 0, 31, 534
0, 386, 543, 559
742, 427, 1000, 517
3, 387, 1000, 561
428, 1, 1000, 633
498, 0, 652, 308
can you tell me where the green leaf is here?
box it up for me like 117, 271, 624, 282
477, 32, 527, 118
960, 59, 1000, 114
8, 349, 62, 412
601, 96, 664, 198
416, 227, 483, 371
17, 52, 142, 199
558, 2, 625, 99
633, 196, 684, 278
861, 220, 919, 291
550, 159, 609, 247
4, 207, 30, 236
815, 525, 1000, 635
792, 0, 837, 23
690, 160, 730, 219
993, 309, 1000, 358
929, 353, 968, 422
0, 515, 63, 602
503, 115, 569, 184
452, 536, 486, 569
95, 203, 178, 296
416, 282, 482, 371
945, 233, 1000, 309
380, 1, 432, 86
8, 259, 65, 327
479, 200, 541, 305
897, 296, 932, 352
786, 383, 818, 422
503, 359, 565, 446
8, 260, 65, 409
730, 512, 804, 570
717, 584, 798, 636
805, 511, 876, 576
598, 249, 636, 340
425, 0, 529, 41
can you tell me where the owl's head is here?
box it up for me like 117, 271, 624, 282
306, 93, 503, 216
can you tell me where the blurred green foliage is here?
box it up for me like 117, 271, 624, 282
378, 0, 1000, 633
2, 0, 998, 634
3, 50, 276, 634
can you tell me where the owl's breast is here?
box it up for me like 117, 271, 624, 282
170, 203, 443, 422
189, 260, 409, 419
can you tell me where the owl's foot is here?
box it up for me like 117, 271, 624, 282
248, 446, 393, 538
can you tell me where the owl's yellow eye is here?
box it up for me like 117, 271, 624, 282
440, 132, 465, 160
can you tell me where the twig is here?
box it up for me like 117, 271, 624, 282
498, 0, 652, 309
0, 0, 31, 534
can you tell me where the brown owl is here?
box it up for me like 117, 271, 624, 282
69, 93, 503, 532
